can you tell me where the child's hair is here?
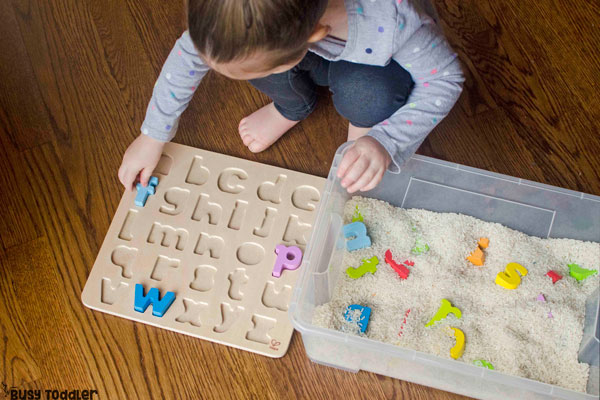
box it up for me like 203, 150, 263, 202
188, 0, 328, 69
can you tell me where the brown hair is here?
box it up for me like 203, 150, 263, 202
188, 0, 328, 68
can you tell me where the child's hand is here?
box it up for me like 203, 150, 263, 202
337, 136, 391, 193
118, 134, 165, 191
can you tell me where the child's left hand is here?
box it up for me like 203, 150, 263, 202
337, 136, 391, 193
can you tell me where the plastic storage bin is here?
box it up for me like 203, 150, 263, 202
289, 143, 600, 400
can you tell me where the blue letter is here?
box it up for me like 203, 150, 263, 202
343, 221, 371, 251
134, 283, 175, 317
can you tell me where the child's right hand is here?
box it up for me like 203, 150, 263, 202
118, 134, 165, 191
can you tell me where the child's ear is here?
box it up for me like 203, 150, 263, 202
307, 23, 331, 43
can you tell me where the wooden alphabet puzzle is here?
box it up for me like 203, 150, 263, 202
81, 142, 325, 357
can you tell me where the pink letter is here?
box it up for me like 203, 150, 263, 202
272, 245, 303, 278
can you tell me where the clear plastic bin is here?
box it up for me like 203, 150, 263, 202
289, 143, 600, 400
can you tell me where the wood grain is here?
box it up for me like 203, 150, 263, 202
0, 0, 598, 399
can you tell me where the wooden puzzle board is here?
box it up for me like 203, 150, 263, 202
81, 142, 325, 357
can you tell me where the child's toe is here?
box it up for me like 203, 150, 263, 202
242, 134, 254, 146
248, 141, 266, 153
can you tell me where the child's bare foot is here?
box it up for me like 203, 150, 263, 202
238, 103, 299, 153
347, 122, 371, 141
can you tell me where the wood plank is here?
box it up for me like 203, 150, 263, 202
432, 0, 600, 194
0, 131, 42, 250
0, 0, 55, 151
0, 242, 41, 390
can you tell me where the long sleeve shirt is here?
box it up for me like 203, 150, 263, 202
141, 0, 464, 172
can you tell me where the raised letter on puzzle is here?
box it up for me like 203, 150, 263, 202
254, 207, 277, 238
101, 278, 129, 305
283, 215, 311, 245
150, 255, 180, 281
185, 156, 210, 186
159, 187, 190, 216
191, 193, 222, 225
110, 245, 137, 279
214, 302, 245, 333
217, 168, 248, 194
175, 298, 207, 327
262, 282, 293, 311
147, 222, 188, 251
257, 175, 286, 204
194, 233, 224, 259
118, 210, 138, 241
246, 315, 276, 344
291, 185, 320, 211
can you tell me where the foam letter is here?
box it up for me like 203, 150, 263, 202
425, 299, 462, 327
134, 283, 175, 317
495, 262, 528, 289
272, 245, 303, 278
343, 221, 371, 251
346, 256, 379, 279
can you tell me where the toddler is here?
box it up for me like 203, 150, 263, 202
119, 0, 464, 193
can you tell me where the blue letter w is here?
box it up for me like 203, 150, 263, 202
134, 284, 176, 317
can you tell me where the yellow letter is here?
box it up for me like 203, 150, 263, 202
449, 327, 465, 359
495, 262, 528, 289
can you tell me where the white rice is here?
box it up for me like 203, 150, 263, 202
313, 196, 599, 392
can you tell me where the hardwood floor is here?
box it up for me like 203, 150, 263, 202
0, 0, 598, 399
